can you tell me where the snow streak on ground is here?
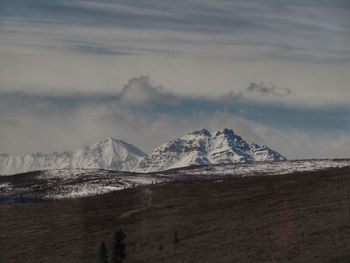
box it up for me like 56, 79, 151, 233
1, 160, 349, 201
165, 159, 350, 178
38, 169, 167, 199
0, 183, 11, 191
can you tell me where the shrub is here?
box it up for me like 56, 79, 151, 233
98, 241, 108, 263
173, 231, 179, 244
111, 230, 127, 263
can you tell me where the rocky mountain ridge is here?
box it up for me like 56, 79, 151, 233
0, 129, 286, 175
0, 138, 146, 175
134, 128, 286, 172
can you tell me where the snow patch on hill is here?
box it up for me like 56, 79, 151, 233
1, 159, 349, 201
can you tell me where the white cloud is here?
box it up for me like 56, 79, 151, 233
196, 111, 350, 159
221, 82, 291, 102
0, 17, 348, 107
0, 1, 349, 161
118, 76, 179, 107
0, 92, 348, 160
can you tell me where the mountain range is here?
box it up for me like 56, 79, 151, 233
0, 138, 146, 175
0, 128, 286, 175
134, 128, 286, 172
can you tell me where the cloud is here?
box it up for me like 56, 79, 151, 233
247, 82, 291, 97
193, 111, 350, 159
1, 9, 350, 105
71, 44, 134, 56
222, 82, 291, 102
0, 2, 349, 160
2, 0, 350, 64
118, 76, 179, 107
0, 89, 349, 160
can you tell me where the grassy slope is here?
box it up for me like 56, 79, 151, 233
1, 167, 350, 263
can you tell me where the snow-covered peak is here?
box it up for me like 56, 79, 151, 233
73, 137, 146, 171
79, 137, 145, 159
214, 128, 235, 137
0, 129, 287, 175
212, 129, 249, 149
134, 128, 286, 172
188, 128, 211, 136
182, 129, 211, 141
0, 138, 146, 175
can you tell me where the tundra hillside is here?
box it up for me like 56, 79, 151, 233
1, 166, 350, 263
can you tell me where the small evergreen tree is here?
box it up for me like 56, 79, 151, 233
111, 230, 126, 263
173, 230, 179, 244
98, 241, 108, 263
158, 244, 164, 251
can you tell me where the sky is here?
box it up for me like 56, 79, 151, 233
0, 0, 349, 159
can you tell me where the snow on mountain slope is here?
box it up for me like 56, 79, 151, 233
0, 152, 72, 175
0, 138, 146, 175
71, 138, 146, 171
0, 128, 286, 175
134, 128, 286, 172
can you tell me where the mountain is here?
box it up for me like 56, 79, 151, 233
71, 137, 146, 171
134, 128, 286, 172
0, 129, 286, 175
0, 138, 146, 175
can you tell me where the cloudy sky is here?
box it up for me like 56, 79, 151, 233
0, 0, 349, 158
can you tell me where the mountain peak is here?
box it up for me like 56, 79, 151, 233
0, 137, 146, 175
135, 128, 286, 172
102, 137, 121, 143
215, 128, 235, 137
97, 137, 146, 158
188, 129, 211, 137
0, 129, 286, 175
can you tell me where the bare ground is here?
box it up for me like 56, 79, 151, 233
1, 167, 350, 263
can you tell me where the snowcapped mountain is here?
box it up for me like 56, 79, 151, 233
0, 138, 146, 175
0, 129, 286, 175
134, 128, 286, 172
71, 138, 146, 171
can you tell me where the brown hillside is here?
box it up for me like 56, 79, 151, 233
1, 167, 350, 263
